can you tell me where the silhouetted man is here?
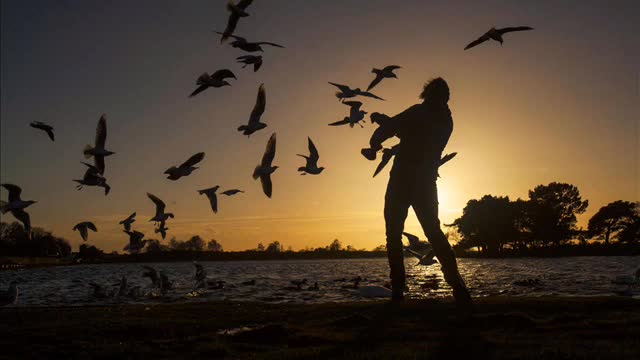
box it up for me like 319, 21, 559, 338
362, 78, 471, 304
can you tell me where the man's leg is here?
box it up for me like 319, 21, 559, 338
412, 179, 471, 304
384, 175, 410, 300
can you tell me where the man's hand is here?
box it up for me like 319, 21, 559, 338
361, 147, 378, 161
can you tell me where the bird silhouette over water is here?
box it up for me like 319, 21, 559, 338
73, 161, 111, 195
124, 230, 146, 254
253, 133, 278, 198
328, 82, 384, 102
217, 33, 285, 52
328, 101, 368, 128
238, 83, 267, 137
0, 184, 36, 235
155, 221, 169, 240
297, 137, 325, 175
73, 221, 97, 242
237, 55, 263, 72
147, 193, 174, 224
464, 26, 534, 50
219, 0, 254, 43
367, 65, 401, 91
119, 212, 136, 232
83, 115, 114, 175
198, 185, 220, 214
221, 189, 244, 196
164, 152, 205, 180
29, 121, 55, 141
189, 70, 236, 97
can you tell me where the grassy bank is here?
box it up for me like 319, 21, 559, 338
2, 297, 639, 359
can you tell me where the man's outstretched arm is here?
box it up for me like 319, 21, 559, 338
368, 105, 419, 150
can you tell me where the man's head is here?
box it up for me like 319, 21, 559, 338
420, 77, 450, 104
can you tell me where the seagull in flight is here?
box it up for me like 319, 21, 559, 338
29, 121, 55, 141
367, 65, 401, 91
155, 220, 169, 240
406, 247, 437, 266
0, 184, 36, 235
73, 221, 97, 242
238, 83, 267, 137
464, 26, 534, 50
372, 144, 400, 177
237, 55, 263, 72
0, 281, 18, 306
119, 212, 136, 232
198, 186, 220, 214
83, 114, 114, 175
189, 70, 236, 98
221, 189, 244, 196
124, 230, 146, 254
164, 152, 205, 180
73, 161, 111, 195
329, 82, 384, 102
216, 33, 285, 52
218, 0, 254, 43
147, 193, 174, 224
253, 133, 278, 198
328, 101, 367, 128
297, 137, 325, 175
402, 232, 432, 253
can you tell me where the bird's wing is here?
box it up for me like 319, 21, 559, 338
208, 193, 218, 213
87, 222, 97, 232
180, 152, 205, 168
45, 128, 55, 141
328, 118, 350, 126
79, 226, 88, 241
383, 65, 401, 72
236, 0, 254, 10
402, 232, 420, 245
147, 193, 166, 214
359, 91, 384, 100
249, 84, 266, 124
12, 209, 30, 233
439, 152, 458, 166
366, 74, 384, 92
94, 155, 105, 175
95, 114, 107, 149
343, 101, 362, 110
236, 55, 254, 60
404, 248, 423, 260
189, 85, 209, 98
261, 133, 277, 166
125, 212, 136, 222
212, 69, 236, 80
216, 31, 244, 42
373, 150, 394, 177
220, 14, 240, 43
498, 26, 534, 34
328, 82, 351, 93
255, 41, 285, 48
1, 184, 23, 203
253, 61, 262, 72
307, 137, 319, 162
260, 174, 273, 198
464, 34, 490, 50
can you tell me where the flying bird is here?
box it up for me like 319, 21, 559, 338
402, 232, 432, 253
219, 0, 254, 43
73, 161, 111, 195
155, 221, 169, 240
189, 69, 236, 97
405, 247, 437, 266
217, 33, 285, 52
253, 133, 278, 198
124, 230, 146, 254
164, 152, 205, 180
221, 189, 244, 196
73, 221, 97, 242
0, 184, 36, 235
83, 114, 114, 175
328, 101, 367, 128
119, 212, 136, 232
464, 26, 534, 50
238, 83, 267, 137
198, 186, 220, 214
236, 55, 263, 72
367, 65, 401, 91
29, 121, 55, 141
372, 144, 400, 177
147, 193, 174, 224
297, 137, 325, 175
328, 82, 384, 102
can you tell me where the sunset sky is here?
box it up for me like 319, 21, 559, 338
1, 0, 638, 253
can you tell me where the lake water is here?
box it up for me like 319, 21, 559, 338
1, 256, 639, 306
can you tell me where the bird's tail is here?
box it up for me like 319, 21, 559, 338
297, 166, 306, 172
252, 165, 261, 180
0, 200, 9, 214
83, 144, 94, 159
104, 184, 111, 196
237, 125, 247, 132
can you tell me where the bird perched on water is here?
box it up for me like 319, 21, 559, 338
193, 262, 207, 290
83, 115, 114, 175
73, 161, 111, 195
155, 220, 169, 240
217, 33, 285, 52
464, 26, 534, 50
29, 121, 55, 141
221, 189, 244, 196
73, 221, 97, 242
297, 137, 325, 175
119, 212, 136, 232
328, 82, 384, 102
0, 281, 19, 306
238, 83, 267, 137
0, 184, 36, 235
253, 133, 278, 198
198, 186, 220, 214
189, 70, 236, 98
142, 265, 171, 293
147, 193, 174, 224
124, 230, 146, 254
237, 55, 263, 72
367, 65, 401, 91
328, 101, 367, 128
218, 0, 254, 43
164, 152, 205, 180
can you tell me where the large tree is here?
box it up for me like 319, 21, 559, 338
207, 239, 223, 252
588, 200, 639, 244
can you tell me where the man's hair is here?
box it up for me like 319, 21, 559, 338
419, 77, 450, 103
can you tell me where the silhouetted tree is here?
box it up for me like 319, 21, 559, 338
0, 222, 71, 257
184, 236, 205, 251
588, 200, 639, 244
265, 241, 282, 253
372, 244, 386, 251
207, 239, 224, 252
78, 243, 103, 259
145, 239, 166, 253
329, 239, 342, 251
256, 243, 265, 251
